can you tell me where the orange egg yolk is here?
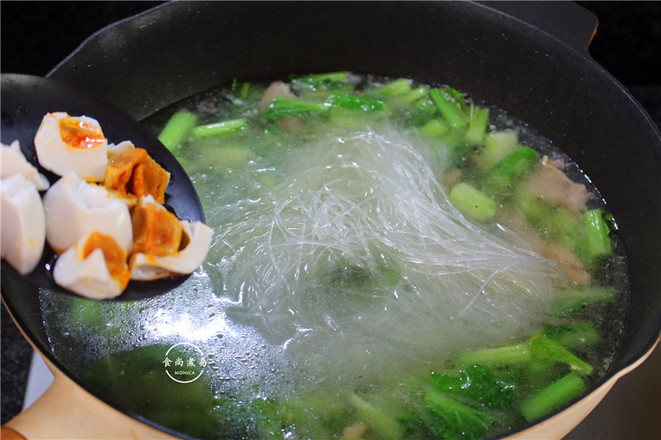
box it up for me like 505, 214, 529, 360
104, 148, 170, 204
131, 200, 184, 257
80, 231, 130, 290
57, 116, 106, 149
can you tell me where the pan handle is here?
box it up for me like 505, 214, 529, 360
480, 1, 599, 54
1, 354, 172, 439
0, 426, 25, 440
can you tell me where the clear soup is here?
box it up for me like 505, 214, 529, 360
41, 72, 628, 440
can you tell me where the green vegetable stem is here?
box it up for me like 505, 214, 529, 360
423, 390, 497, 440
551, 285, 615, 316
291, 71, 351, 85
157, 111, 198, 150
519, 373, 586, 422
450, 182, 498, 223
349, 394, 402, 440
263, 96, 330, 121
373, 78, 413, 97
529, 335, 594, 376
465, 107, 490, 145
192, 118, 248, 139
542, 322, 602, 349
457, 343, 532, 367
483, 146, 539, 195
430, 87, 469, 128
576, 209, 614, 266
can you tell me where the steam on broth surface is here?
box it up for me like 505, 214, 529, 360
40, 72, 628, 439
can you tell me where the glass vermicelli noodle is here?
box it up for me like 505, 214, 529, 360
213, 126, 566, 380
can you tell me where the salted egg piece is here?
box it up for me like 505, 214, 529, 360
107, 140, 135, 159
130, 220, 213, 281
53, 231, 130, 300
43, 172, 132, 253
0, 174, 46, 274
104, 143, 170, 205
1, 140, 50, 190
34, 112, 108, 181
129, 196, 213, 281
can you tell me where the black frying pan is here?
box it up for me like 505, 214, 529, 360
2, 2, 660, 439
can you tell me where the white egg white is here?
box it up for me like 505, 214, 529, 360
130, 197, 213, 281
107, 140, 135, 159
1, 140, 50, 190
53, 234, 126, 300
34, 112, 108, 181
43, 172, 132, 253
0, 173, 46, 274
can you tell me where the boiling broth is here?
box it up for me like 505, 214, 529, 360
41, 73, 628, 439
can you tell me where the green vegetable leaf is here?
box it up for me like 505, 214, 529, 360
430, 364, 516, 410
327, 92, 384, 112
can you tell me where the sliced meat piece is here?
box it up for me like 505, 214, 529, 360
259, 81, 304, 133
526, 156, 589, 214
538, 241, 591, 286
259, 81, 295, 113
495, 208, 591, 285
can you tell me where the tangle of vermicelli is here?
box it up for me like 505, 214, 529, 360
207, 125, 567, 379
